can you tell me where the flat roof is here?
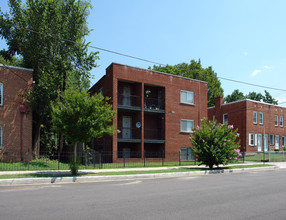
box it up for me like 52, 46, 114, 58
0, 64, 33, 72
208, 98, 286, 109
108, 62, 208, 85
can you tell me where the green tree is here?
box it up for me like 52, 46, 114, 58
246, 91, 264, 101
224, 89, 245, 103
190, 119, 241, 169
263, 90, 278, 105
151, 60, 224, 107
51, 89, 115, 175
0, 0, 98, 154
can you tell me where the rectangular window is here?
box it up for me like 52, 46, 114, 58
275, 115, 278, 126
280, 116, 284, 127
213, 115, 215, 121
275, 135, 279, 149
270, 134, 274, 145
180, 90, 194, 105
180, 119, 194, 133
259, 112, 263, 124
0, 83, 3, 106
253, 111, 257, 124
223, 114, 228, 125
0, 126, 2, 147
249, 133, 256, 146
282, 136, 285, 147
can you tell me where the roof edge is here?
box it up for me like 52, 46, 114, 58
0, 64, 33, 72
108, 62, 208, 84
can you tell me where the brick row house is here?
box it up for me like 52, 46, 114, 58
89, 63, 208, 162
208, 96, 286, 152
0, 65, 33, 161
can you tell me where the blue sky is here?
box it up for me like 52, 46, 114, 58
1, 0, 286, 105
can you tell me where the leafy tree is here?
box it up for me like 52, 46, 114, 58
151, 60, 224, 107
51, 89, 116, 175
0, 0, 98, 155
190, 119, 241, 169
246, 91, 263, 101
224, 89, 245, 103
0, 54, 24, 67
225, 89, 278, 105
263, 90, 278, 105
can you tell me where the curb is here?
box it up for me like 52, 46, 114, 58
0, 165, 279, 185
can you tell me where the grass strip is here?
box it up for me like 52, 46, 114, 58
0, 164, 274, 179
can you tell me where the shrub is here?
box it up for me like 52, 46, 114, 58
190, 119, 241, 169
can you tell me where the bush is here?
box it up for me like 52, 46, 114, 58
69, 159, 80, 176
190, 119, 241, 169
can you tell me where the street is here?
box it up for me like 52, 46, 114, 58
1, 169, 286, 220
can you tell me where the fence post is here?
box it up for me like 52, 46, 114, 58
179, 151, 181, 166
85, 151, 87, 169
93, 151, 96, 169
99, 152, 102, 169
124, 157, 125, 168
144, 151, 146, 167
269, 150, 271, 162
58, 151, 60, 170
243, 151, 245, 163
28, 149, 30, 171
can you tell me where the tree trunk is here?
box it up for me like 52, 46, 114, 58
74, 142, 78, 166
32, 117, 43, 158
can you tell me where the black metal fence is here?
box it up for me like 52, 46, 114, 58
0, 150, 196, 171
1, 150, 285, 171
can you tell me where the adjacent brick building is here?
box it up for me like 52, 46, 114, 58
89, 63, 208, 162
208, 96, 286, 152
0, 65, 33, 161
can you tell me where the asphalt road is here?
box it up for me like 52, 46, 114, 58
1, 169, 286, 220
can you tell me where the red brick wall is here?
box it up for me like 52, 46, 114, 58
208, 98, 286, 152
101, 63, 208, 159
0, 65, 33, 161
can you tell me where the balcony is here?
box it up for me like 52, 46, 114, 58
144, 97, 165, 113
144, 128, 165, 143
118, 94, 141, 111
117, 127, 141, 143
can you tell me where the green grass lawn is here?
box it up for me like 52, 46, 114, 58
0, 164, 274, 179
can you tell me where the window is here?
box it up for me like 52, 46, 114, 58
213, 115, 215, 121
223, 114, 228, 125
280, 116, 284, 127
180, 119, 194, 133
180, 90, 194, 105
270, 135, 274, 145
253, 111, 257, 124
275, 135, 279, 149
275, 115, 278, 126
0, 83, 3, 106
282, 136, 285, 147
0, 126, 2, 147
259, 112, 263, 124
249, 133, 257, 146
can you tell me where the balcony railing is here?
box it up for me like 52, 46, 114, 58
144, 97, 165, 110
144, 128, 164, 140
117, 127, 141, 140
118, 94, 141, 108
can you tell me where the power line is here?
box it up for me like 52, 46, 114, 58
1, 20, 286, 94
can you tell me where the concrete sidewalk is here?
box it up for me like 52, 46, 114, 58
0, 162, 285, 185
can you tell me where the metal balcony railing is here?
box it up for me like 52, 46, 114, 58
144, 128, 164, 140
144, 97, 165, 110
117, 127, 141, 140
118, 94, 141, 108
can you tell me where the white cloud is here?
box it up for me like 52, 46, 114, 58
251, 69, 261, 77
262, 65, 272, 70
242, 51, 248, 56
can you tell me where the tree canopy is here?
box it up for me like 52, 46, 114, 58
224, 90, 278, 105
151, 59, 224, 107
51, 89, 115, 174
0, 0, 98, 154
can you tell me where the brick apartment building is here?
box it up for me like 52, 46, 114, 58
208, 96, 286, 152
89, 63, 208, 162
0, 65, 33, 161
